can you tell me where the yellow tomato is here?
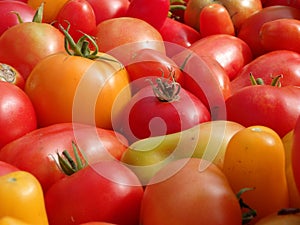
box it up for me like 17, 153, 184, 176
0, 217, 31, 225
282, 130, 300, 208
222, 126, 289, 222
0, 171, 48, 225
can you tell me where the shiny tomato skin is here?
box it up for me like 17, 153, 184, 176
0, 123, 128, 192
140, 158, 242, 225
0, 0, 35, 36
0, 81, 37, 149
292, 115, 300, 195
45, 160, 144, 225
0, 22, 65, 80
0, 161, 19, 176
226, 85, 300, 138
54, 0, 97, 43
115, 83, 211, 144
238, 5, 300, 57
259, 18, 300, 54
231, 50, 300, 92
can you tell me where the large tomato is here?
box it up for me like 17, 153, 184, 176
95, 17, 166, 65
45, 160, 144, 225
0, 123, 128, 192
0, 81, 37, 149
140, 158, 242, 225
0, 20, 65, 80
25, 32, 131, 129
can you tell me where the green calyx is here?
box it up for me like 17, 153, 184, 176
12, 2, 44, 23
236, 187, 257, 225
250, 73, 283, 87
56, 141, 87, 176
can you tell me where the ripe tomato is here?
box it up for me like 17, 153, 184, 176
0, 123, 128, 192
0, 81, 37, 149
45, 160, 144, 225
140, 158, 242, 225
95, 17, 165, 65
25, 33, 131, 129
114, 78, 210, 144
254, 209, 300, 225
292, 115, 300, 195
54, 0, 97, 43
0, 21, 65, 80
0, 0, 35, 36
0, 161, 19, 176
223, 126, 289, 222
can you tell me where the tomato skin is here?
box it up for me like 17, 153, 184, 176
54, 0, 97, 43
226, 85, 300, 138
0, 161, 19, 176
0, 22, 65, 80
126, 0, 169, 30
199, 3, 235, 37
95, 17, 165, 65
238, 5, 300, 57
261, 0, 300, 8
292, 115, 300, 195
254, 212, 300, 225
0, 0, 35, 36
140, 158, 242, 225
45, 160, 144, 225
0, 123, 128, 192
114, 82, 210, 144
223, 126, 289, 222
259, 18, 300, 53
231, 50, 300, 92
0, 81, 37, 149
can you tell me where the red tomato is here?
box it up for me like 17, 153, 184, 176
226, 82, 300, 137
158, 17, 201, 57
0, 161, 19, 176
126, 0, 169, 30
238, 5, 300, 57
187, 34, 253, 80
292, 115, 300, 194
0, 123, 128, 192
199, 3, 235, 37
261, 0, 300, 8
79, 223, 117, 225
114, 78, 210, 144
140, 158, 242, 225
231, 50, 300, 92
0, 21, 65, 80
125, 48, 184, 95
85, 0, 129, 25
259, 18, 300, 53
0, 81, 37, 149
95, 17, 165, 65
0, 0, 35, 36
45, 160, 144, 225
0, 63, 25, 89
54, 0, 96, 43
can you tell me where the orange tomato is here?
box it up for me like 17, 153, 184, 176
222, 125, 289, 222
254, 209, 300, 225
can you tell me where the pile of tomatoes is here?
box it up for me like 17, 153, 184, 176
1, 0, 300, 224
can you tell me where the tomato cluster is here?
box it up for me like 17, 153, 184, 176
1, 0, 300, 224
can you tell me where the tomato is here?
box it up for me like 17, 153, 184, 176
292, 115, 300, 195
126, 0, 169, 30
0, 0, 35, 36
0, 123, 128, 192
85, 0, 129, 25
282, 130, 300, 208
0, 81, 37, 149
114, 78, 210, 144
79, 223, 117, 225
0, 217, 31, 225
0, 161, 19, 176
186, 34, 253, 80
0, 171, 48, 225
254, 209, 300, 225
121, 120, 244, 184
238, 5, 300, 57
54, 0, 97, 43
199, 3, 235, 37
25, 31, 131, 129
222, 126, 289, 222
0, 63, 25, 89
45, 160, 144, 225
259, 18, 300, 54
158, 17, 201, 57
140, 158, 242, 225
231, 50, 300, 92
95, 17, 165, 65
226, 79, 300, 138
0, 19, 65, 80
261, 0, 300, 8
125, 48, 184, 95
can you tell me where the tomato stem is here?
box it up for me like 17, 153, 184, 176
277, 208, 300, 215
236, 187, 257, 225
